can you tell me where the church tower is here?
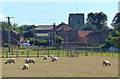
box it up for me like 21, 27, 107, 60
68, 13, 84, 29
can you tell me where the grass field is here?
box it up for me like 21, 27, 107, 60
2, 56, 118, 77
2, 49, 118, 58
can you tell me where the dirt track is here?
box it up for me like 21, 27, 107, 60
2, 56, 118, 77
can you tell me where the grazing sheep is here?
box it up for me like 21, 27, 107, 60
72, 54, 76, 57
5, 58, 15, 64
22, 64, 29, 70
25, 58, 35, 64
103, 60, 111, 66
51, 55, 58, 62
43, 55, 48, 60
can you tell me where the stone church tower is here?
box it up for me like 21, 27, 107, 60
68, 13, 84, 29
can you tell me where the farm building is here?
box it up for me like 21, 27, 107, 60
2, 29, 23, 46
35, 25, 53, 41
33, 22, 112, 47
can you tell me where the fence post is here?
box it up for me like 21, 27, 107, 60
27, 51, 29, 58
16, 51, 18, 58
67, 51, 69, 57
85, 50, 88, 56
112, 52, 113, 57
6, 51, 8, 58
107, 50, 108, 56
11, 46, 14, 55
48, 50, 49, 57
57, 50, 59, 57
37, 49, 39, 58
76, 50, 78, 57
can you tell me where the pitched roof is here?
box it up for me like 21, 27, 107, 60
51, 22, 77, 31
35, 25, 53, 30
86, 29, 112, 37
11, 30, 19, 35
78, 31, 92, 38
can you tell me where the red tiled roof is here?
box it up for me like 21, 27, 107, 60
78, 31, 92, 38
51, 22, 77, 31
57, 24, 72, 31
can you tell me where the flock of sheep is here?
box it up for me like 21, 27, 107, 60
5, 55, 111, 70
5, 55, 58, 70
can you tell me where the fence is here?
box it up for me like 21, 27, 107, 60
1, 46, 119, 58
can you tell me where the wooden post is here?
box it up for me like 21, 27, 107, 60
57, 50, 59, 57
85, 50, 88, 56
107, 50, 108, 56
112, 52, 113, 57
6, 51, 8, 58
48, 49, 49, 57
48, 50, 49, 57
27, 51, 29, 58
76, 50, 78, 57
11, 46, 14, 55
70, 51, 72, 57
37, 49, 39, 58
16, 51, 18, 58
63, 49, 64, 56
67, 51, 69, 57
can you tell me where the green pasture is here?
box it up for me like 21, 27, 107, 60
1, 48, 118, 58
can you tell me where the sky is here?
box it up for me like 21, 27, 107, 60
0, 1, 119, 28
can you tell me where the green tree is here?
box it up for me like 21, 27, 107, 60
0, 21, 18, 30
55, 35, 63, 46
111, 12, 120, 27
82, 22, 95, 31
24, 31, 34, 38
102, 23, 120, 48
87, 12, 108, 31
17, 25, 36, 31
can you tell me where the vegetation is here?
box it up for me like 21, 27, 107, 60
86, 12, 109, 31
25, 37, 49, 46
55, 35, 63, 46
82, 22, 95, 31
102, 12, 120, 48
111, 12, 120, 26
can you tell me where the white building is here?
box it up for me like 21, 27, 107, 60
118, 1, 120, 12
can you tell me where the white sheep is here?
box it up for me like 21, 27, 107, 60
25, 58, 35, 64
103, 60, 111, 66
43, 55, 48, 60
22, 64, 29, 70
5, 58, 15, 64
51, 55, 58, 62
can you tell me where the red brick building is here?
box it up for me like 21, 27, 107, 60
34, 22, 112, 47
2, 30, 23, 46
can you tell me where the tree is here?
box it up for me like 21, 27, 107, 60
0, 21, 18, 30
111, 12, 120, 27
82, 22, 95, 31
17, 25, 36, 31
55, 35, 63, 46
102, 23, 120, 48
24, 31, 34, 38
87, 12, 108, 31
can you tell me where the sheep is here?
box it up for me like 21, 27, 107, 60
5, 58, 15, 64
51, 55, 58, 62
43, 55, 48, 60
25, 58, 35, 64
72, 54, 76, 57
103, 60, 111, 66
22, 64, 29, 70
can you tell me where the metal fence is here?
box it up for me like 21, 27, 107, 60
1, 46, 119, 58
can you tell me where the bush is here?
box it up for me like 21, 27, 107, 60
4, 43, 9, 47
